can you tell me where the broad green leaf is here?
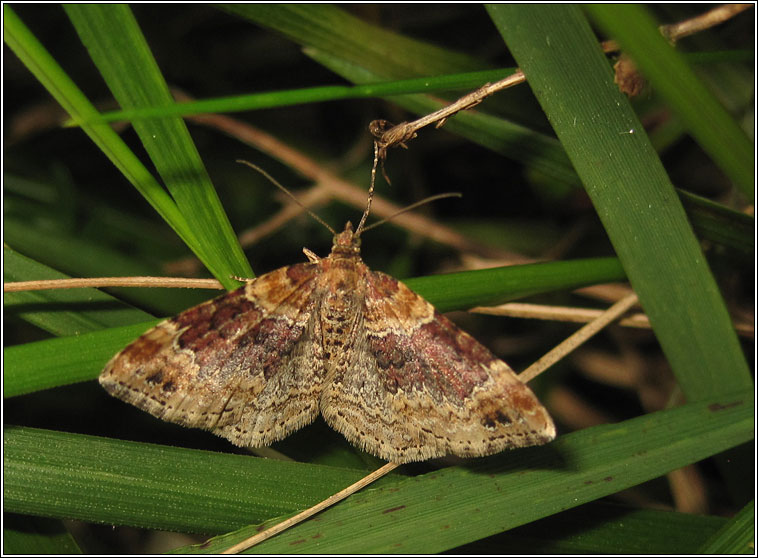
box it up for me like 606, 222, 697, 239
191, 390, 752, 553
3, 426, 376, 533
8, 390, 745, 551
4, 320, 160, 398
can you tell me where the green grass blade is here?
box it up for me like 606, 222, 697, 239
676, 190, 754, 261
3, 257, 627, 398
4, 320, 160, 398
2, 6, 193, 260
404, 256, 625, 312
586, 4, 754, 197
4, 246, 153, 336
81, 69, 519, 124
485, 4, 751, 400
3, 426, 374, 534
62, 4, 252, 288
698, 500, 755, 554
220, 4, 485, 79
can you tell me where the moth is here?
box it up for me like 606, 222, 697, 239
100, 181, 555, 463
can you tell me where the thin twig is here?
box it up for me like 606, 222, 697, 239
370, 71, 525, 160
518, 293, 640, 384
472, 301, 650, 329
3, 276, 225, 293
220, 462, 399, 554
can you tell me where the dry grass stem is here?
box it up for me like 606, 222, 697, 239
4, 276, 225, 292
518, 293, 639, 384
471, 301, 650, 329
472, 300, 753, 339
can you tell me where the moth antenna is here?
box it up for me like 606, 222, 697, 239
236, 159, 336, 235
355, 142, 381, 237
361, 192, 462, 233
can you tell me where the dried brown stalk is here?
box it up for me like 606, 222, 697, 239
3, 276, 224, 293
518, 293, 640, 384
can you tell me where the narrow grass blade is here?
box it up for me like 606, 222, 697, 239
220, 4, 485, 79
486, 4, 752, 400
185, 392, 752, 552
3, 320, 160, 398
5, 392, 751, 547
82, 69, 518, 124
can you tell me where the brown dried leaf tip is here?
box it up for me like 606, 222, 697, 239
101, 222, 555, 463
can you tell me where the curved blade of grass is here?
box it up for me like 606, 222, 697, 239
2, 6, 195, 267
698, 499, 755, 554
79, 68, 518, 124
4, 246, 153, 336
63, 5, 251, 288
3, 256, 626, 398
221, 4, 486, 79
677, 189, 754, 261
586, 5, 754, 197
486, 4, 751, 400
